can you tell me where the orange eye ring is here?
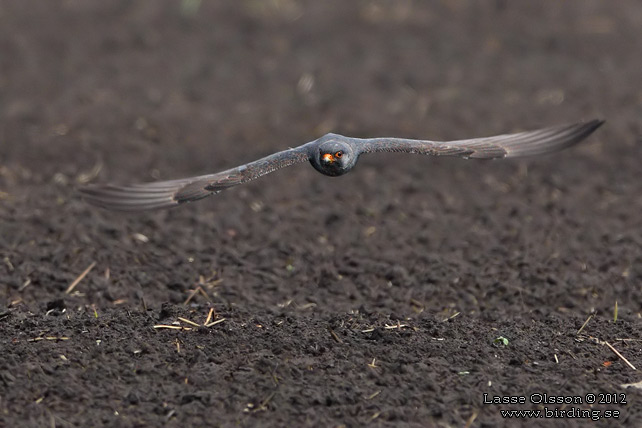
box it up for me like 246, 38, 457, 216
322, 153, 334, 163
335, 151, 343, 158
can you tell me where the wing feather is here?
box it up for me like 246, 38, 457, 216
359, 120, 603, 159
79, 146, 311, 211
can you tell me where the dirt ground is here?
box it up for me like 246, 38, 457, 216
1, 1, 642, 427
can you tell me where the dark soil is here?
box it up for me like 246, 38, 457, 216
1, 1, 642, 427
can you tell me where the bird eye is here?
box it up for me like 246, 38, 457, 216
335, 151, 343, 158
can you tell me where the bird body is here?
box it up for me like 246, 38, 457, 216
80, 120, 604, 211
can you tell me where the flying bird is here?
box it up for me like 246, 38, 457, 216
80, 119, 603, 211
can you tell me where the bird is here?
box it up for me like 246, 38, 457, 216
80, 119, 604, 211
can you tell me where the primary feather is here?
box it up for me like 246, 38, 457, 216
360, 120, 604, 159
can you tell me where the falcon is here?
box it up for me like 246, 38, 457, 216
80, 119, 603, 211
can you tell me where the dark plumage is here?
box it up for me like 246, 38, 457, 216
80, 119, 604, 211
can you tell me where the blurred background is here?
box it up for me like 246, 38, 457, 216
1, 0, 640, 317
2, 2, 642, 427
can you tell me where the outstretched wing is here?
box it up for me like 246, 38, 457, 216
80, 145, 311, 211
358, 120, 603, 159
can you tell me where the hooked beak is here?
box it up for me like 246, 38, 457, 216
322, 153, 335, 163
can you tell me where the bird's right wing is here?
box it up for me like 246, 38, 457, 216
359, 120, 604, 159
79, 145, 311, 211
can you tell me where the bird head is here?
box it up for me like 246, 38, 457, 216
310, 135, 358, 177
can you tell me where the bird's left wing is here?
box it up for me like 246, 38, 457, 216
358, 120, 603, 159
79, 145, 311, 211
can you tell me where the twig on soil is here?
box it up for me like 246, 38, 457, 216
165, 409, 176, 421
464, 411, 479, 428
410, 298, 425, 314
362, 322, 415, 332
153, 325, 193, 331
576, 313, 593, 335
328, 328, 343, 343
590, 337, 637, 370
244, 392, 275, 413
366, 390, 381, 400
384, 321, 408, 330
204, 307, 214, 325
184, 274, 222, 305
178, 317, 200, 328
442, 311, 460, 322
28, 336, 69, 342
277, 299, 293, 308
65, 261, 96, 294
204, 317, 225, 328
184, 287, 202, 305
603, 340, 637, 371
76, 161, 102, 184
198, 273, 223, 289
297, 302, 317, 310
260, 392, 275, 410
184, 285, 211, 305
156, 307, 226, 331
197, 283, 212, 297
19, 278, 31, 291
